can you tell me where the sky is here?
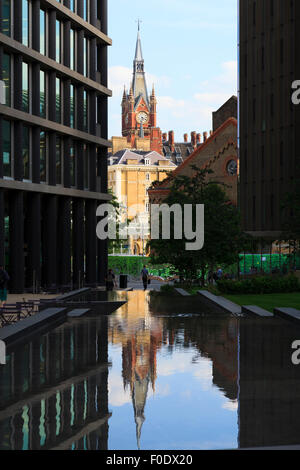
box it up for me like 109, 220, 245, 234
108, 0, 237, 143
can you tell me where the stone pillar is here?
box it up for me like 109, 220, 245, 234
57, 197, 71, 288
43, 196, 57, 288
72, 199, 84, 287
9, 191, 24, 293
85, 199, 97, 286
26, 193, 41, 291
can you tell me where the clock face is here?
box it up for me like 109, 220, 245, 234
227, 159, 237, 176
137, 111, 148, 124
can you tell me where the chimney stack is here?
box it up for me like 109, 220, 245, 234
191, 131, 197, 147
210, 130, 213, 137
203, 131, 208, 142
184, 133, 188, 143
169, 130, 175, 151
162, 132, 167, 141
196, 133, 201, 144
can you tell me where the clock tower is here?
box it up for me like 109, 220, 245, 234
121, 25, 162, 154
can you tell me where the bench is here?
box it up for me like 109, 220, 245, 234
0, 306, 22, 326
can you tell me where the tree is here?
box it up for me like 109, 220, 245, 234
148, 166, 247, 284
281, 174, 300, 264
108, 189, 131, 254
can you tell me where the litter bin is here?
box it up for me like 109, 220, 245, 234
119, 274, 128, 289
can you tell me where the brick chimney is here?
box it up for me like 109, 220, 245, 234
162, 132, 167, 141
209, 130, 213, 137
203, 131, 208, 142
196, 133, 201, 144
191, 131, 197, 148
168, 130, 175, 151
184, 133, 188, 143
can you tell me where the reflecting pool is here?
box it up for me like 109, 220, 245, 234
0, 290, 300, 450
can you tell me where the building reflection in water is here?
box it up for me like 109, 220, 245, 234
0, 316, 109, 450
109, 291, 163, 449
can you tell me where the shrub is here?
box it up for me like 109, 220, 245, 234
160, 284, 174, 293
217, 275, 300, 294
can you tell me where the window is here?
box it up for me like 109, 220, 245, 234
145, 158, 150, 165
56, 20, 61, 63
70, 0, 76, 13
70, 143, 75, 186
83, 37, 89, 77
22, 62, 29, 112
83, 144, 89, 189
23, 126, 30, 180
56, 77, 61, 123
1, 0, 11, 36
40, 9, 46, 55
146, 173, 150, 181
40, 131, 46, 182
2, 52, 11, 106
145, 203, 150, 213
70, 29, 75, 70
56, 136, 62, 185
83, 90, 88, 131
83, 0, 88, 21
70, 84, 75, 128
2, 119, 11, 177
40, 70, 46, 117
22, 0, 29, 46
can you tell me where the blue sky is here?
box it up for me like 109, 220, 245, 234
108, 0, 237, 142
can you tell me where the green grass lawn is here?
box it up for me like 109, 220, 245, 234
223, 293, 300, 312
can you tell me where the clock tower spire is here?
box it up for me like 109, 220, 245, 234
121, 24, 162, 154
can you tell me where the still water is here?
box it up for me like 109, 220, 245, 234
0, 290, 300, 450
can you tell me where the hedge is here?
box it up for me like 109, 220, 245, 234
217, 275, 300, 294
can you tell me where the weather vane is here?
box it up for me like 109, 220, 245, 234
136, 19, 142, 31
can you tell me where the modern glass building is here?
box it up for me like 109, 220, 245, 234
239, 0, 300, 239
0, 0, 111, 293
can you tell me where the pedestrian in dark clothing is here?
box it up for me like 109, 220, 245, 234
141, 265, 149, 291
0, 266, 9, 307
105, 269, 116, 291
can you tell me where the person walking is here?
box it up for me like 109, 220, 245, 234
141, 265, 149, 291
105, 269, 116, 291
0, 266, 9, 307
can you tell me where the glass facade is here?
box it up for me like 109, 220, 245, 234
83, 90, 88, 131
56, 77, 61, 123
56, 20, 61, 63
40, 70, 46, 118
83, 37, 87, 77
2, 120, 11, 177
1, 0, 11, 36
23, 126, 30, 180
83, 144, 89, 189
70, 84, 75, 128
22, 0, 29, 47
40, 131, 46, 182
2, 53, 11, 106
56, 137, 62, 185
40, 9, 46, 55
70, 29, 75, 70
70, 144, 75, 186
22, 62, 29, 112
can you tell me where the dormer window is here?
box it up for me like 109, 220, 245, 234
145, 158, 150, 165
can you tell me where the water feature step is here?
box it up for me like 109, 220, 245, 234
274, 307, 300, 322
175, 288, 191, 296
198, 290, 242, 315
67, 308, 91, 318
242, 305, 274, 317
0, 308, 67, 345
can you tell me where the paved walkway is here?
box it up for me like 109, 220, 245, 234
127, 278, 165, 291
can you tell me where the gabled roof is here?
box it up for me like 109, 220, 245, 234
108, 149, 176, 167
149, 117, 237, 191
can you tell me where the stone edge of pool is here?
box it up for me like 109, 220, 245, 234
0, 287, 127, 348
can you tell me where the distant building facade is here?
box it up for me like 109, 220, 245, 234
108, 149, 175, 255
239, 1, 300, 239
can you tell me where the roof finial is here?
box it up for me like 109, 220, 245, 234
138, 18, 142, 31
